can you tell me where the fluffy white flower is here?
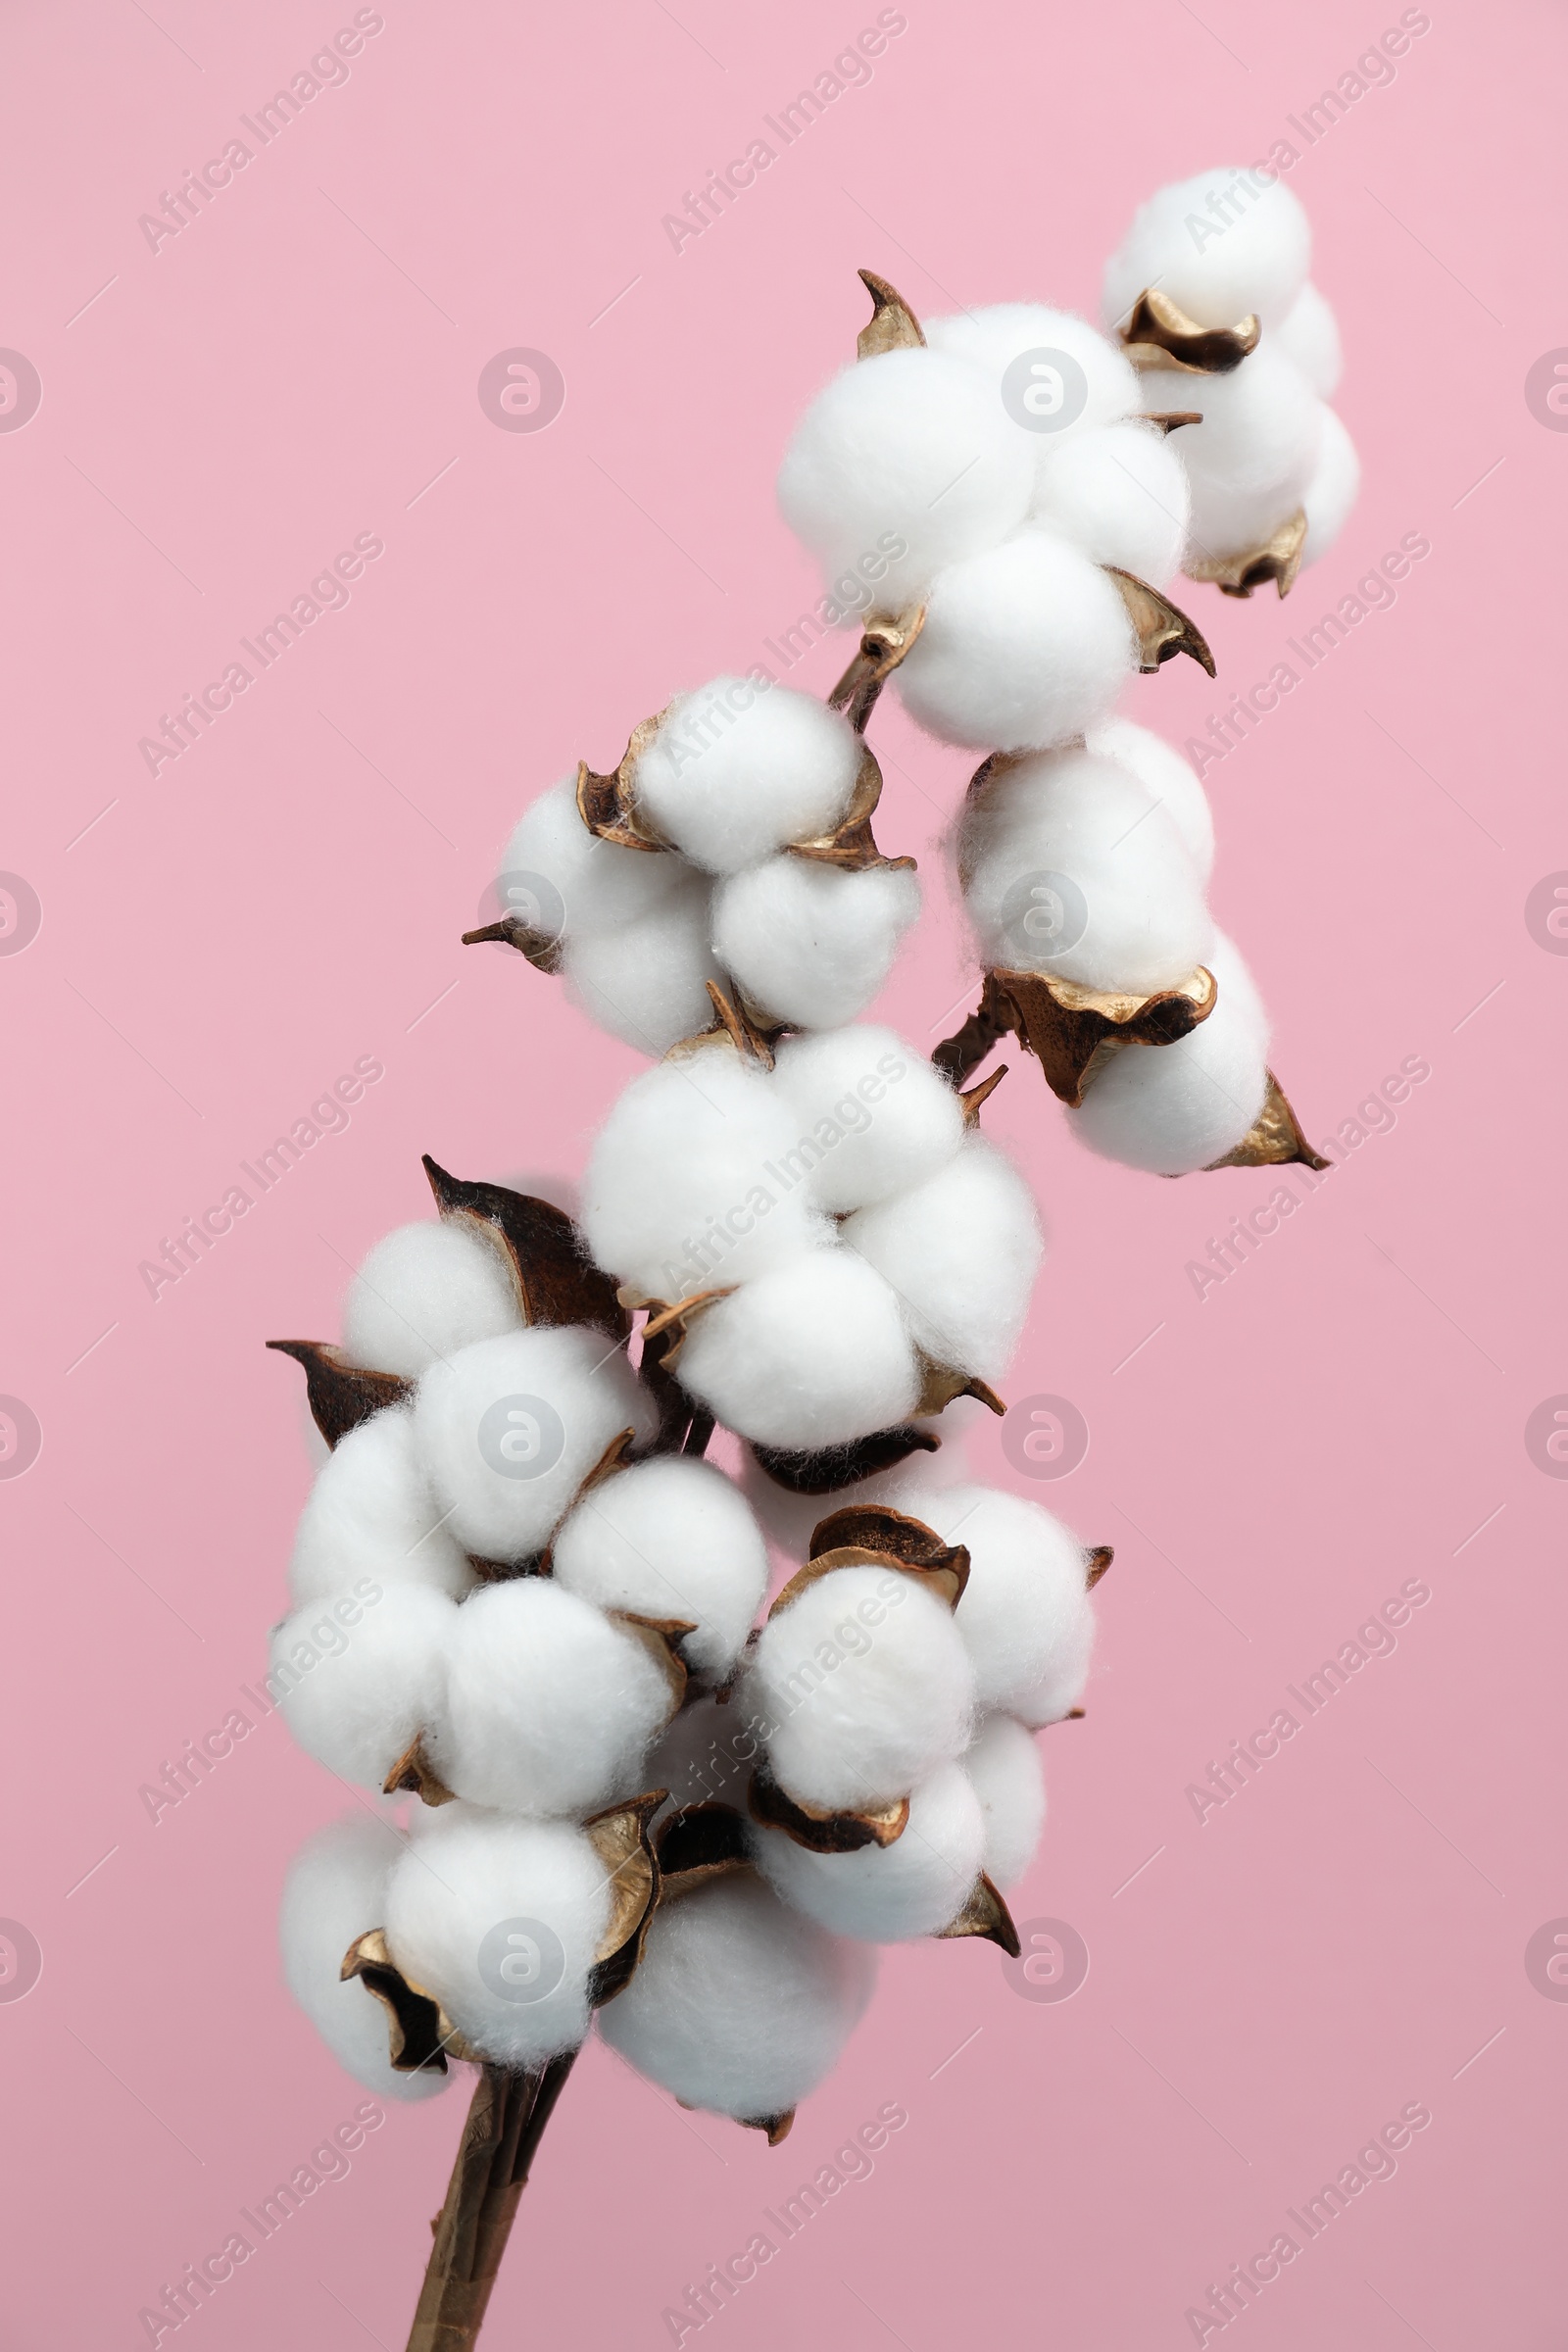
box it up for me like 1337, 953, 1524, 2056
844, 1136, 1043, 1384
1084, 718, 1214, 885
272, 1584, 457, 1790
1065, 930, 1270, 1175
1300, 406, 1360, 565
962, 1714, 1046, 1888
1102, 168, 1311, 331
552, 1454, 768, 1684
1031, 421, 1190, 587
279, 1816, 452, 2100
676, 1249, 920, 1451
342, 1221, 520, 1382
288, 1407, 475, 1606
906, 1484, 1096, 1721
924, 303, 1143, 460
770, 1026, 965, 1214
1272, 280, 1343, 398
562, 874, 722, 1058
632, 683, 861, 876
711, 858, 920, 1030
750, 1761, 984, 1940
1143, 344, 1320, 561
498, 775, 685, 940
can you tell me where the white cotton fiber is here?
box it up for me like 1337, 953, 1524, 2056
1145, 345, 1320, 560
844, 1136, 1043, 1384
1066, 930, 1269, 1175
777, 347, 1035, 607
631, 683, 862, 876
895, 531, 1137, 754
1084, 719, 1214, 885
924, 304, 1143, 460
582, 1054, 828, 1303
383, 1804, 612, 2068
273, 1584, 457, 1790
552, 1454, 768, 1684
500, 774, 685, 939
1300, 405, 1360, 565
563, 873, 722, 1058
427, 1579, 673, 1817
677, 1249, 920, 1451
1102, 169, 1311, 332
289, 1407, 476, 1606
750, 1760, 984, 1940
905, 1485, 1095, 1721
412, 1326, 657, 1565
343, 1221, 521, 1383
962, 1714, 1046, 1889
1031, 422, 1190, 587
1272, 280, 1343, 398
598, 1873, 876, 2119
712, 857, 920, 1031
771, 1026, 964, 1214
959, 746, 1212, 994
751, 1564, 975, 1811
279, 1816, 452, 2101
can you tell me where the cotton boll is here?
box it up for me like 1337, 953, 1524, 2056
273, 1585, 457, 1789
750, 1760, 984, 1940
1144, 345, 1320, 560
279, 1817, 451, 2101
895, 531, 1137, 754
1300, 406, 1360, 565
777, 347, 1035, 608
582, 1054, 828, 1304
598, 1873, 876, 2121
1102, 169, 1311, 332
924, 304, 1143, 463
844, 1137, 1042, 1385
959, 746, 1212, 994
1272, 280, 1343, 398
428, 1580, 672, 1817
383, 1805, 611, 2068
1066, 962, 1269, 1176
562, 873, 722, 1058
711, 858, 920, 1030
962, 1715, 1046, 1889
1085, 719, 1214, 885
906, 1485, 1094, 1721
289, 1408, 476, 1606
499, 774, 685, 941
771, 1026, 965, 1214
1031, 422, 1190, 587
630, 683, 861, 877
678, 1250, 920, 1451
343, 1222, 521, 1383
552, 1454, 768, 1685
751, 1565, 975, 1811
1205, 931, 1270, 1049
412, 1327, 657, 1565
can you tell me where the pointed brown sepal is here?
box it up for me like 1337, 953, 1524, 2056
382, 1734, 459, 1808
341, 1930, 476, 2072
1066, 1705, 1086, 1720
931, 975, 1015, 1091
827, 606, 927, 734
932, 1872, 1021, 1957
574, 715, 670, 853
749, 1763, 910, 1853
637, 1316, 707, 1457
1203, 1068, 1330, 1170
622, 1285, 736, 1375
740, 2108, 796, 2146
1144, 411, 1203, 434
857, 269, 924, 359
958, 1063, 1007, 1126
788, 741, 914, 874
914, 1353, 1007, 1419
459, 914, 564, 973
655, 1802, 753, 1891
611, 1614, 698, 1718
664, 980, 779, 1071
1085, 1544, 1114, 1591
1118, 288, 1260, 374
1185, 508, 1308, 601
583, 1790, 665, 2007
749, 1425, 941, 1494
577, 1425, 639, 1500
420, 1156, 629, 1343
808, 1504, 971, 1601
1105, 567, 1215, 676
988, 963, 1217, 1108
266, 1340, 412, 1448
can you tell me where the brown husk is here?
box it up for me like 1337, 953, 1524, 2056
382, 1734, 459, 1808
265, 1339, 411, 1447
749, 1425, 941, 1494
856, 268, 924, 358
1085, 1544, 1114, 1590
460, 914, 564, 972
788, 740, 914, 873
932, 1873, 1021, 1956
827, 606, 927, 733
421, 1156, 629, 1342
1185, 508, 1308, 600
340, 1930, 477, 2073
1104, 567, 1216, 675
655, 1802, 753, 1889
985, 964, 1217, 1108
748, 1762, 910, 1854
1203, 1069, 1330, 1170
582, 1789, 666, 2008
574, 714, 671, 852
1118, 288, 1260, 374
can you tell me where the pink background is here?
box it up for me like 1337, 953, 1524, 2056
4, 1, 1565, 2344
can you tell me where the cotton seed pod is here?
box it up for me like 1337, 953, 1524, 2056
597, 1870, 877, 2131
902, 1483, 1101, 1721
1300, 406, 1360, 566
272, 1584, 458, 1791
843, 1135, 1042, 1387
342, 1219, 523, 1382
287, 1406, 476, 1607
1030, 421, 1191, 589
412, 1325, 658, 1566
497, 772, 688, 947
1102, 168, 1312, 332
552, 1453, 769, 1686
710, 857, 920, 1032
962, 1714, 1047, 1890
425, 1580, 680, 1817
279, 1817, 453, 2102
626, 681, 863, 876
562, 873, 724, 1057
675, 1248, 921, 1452
924, 302, 1144, 461
1272, 280, 1343, 399
1145, 344, 1319, 566
770, 1025, 966, 1214
750, 1759, 986, 1941
1084, 718, 1214, 886
777, 345, 1035, 609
